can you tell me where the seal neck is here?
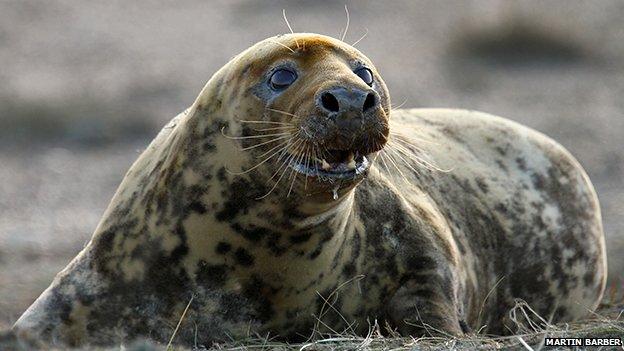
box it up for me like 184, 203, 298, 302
288, 189, 356, 231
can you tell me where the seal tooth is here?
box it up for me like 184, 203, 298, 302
321, 159, 331, 170
346, 152, 356, 169
346, 152, 355, 163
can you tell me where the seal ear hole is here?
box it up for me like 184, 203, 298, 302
363, 92, 376, 112
321, 92, 340, 112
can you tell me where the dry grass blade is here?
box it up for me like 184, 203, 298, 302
314, 275, 365, 335
166, 294, 194, 350
477, 276, 506, 332
516, 336, 535, 351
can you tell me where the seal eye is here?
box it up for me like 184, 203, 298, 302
355, 68, 373, 86
270, 69, 297, 90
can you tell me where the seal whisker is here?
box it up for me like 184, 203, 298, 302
388, 141, 448, 172
339, 5, 350, 42
282, 140, 306, 185
287, 142, 307, 197
376, 145, 394, 176
267, 138, 303, 183
390, 98, 409, 110
377, 151, 392, 177
229, 131, 300, 176
303, 143, 311, 190
351, 28, 368, 47
381, 148, 411, 184
258, 134, 299, 158
258, 153, 298, 200
267, 108, 301, 119
282, 9, 300, 49
257, 138, 305, 199
390, 130, 440, 146
253, 126, 297, 132
238, 119, 293, 126
380, 151, 412, 187
388, 136, 453, 172
239, 135, 291, 151
221, 127, 292, 140
385, 145, 422, 176
387, 132, 443, 162
227, 138, 294, 175
269, 39, 296, 54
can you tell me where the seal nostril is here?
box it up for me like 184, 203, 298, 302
321, 92, 340, 113
363, 92, 376, 112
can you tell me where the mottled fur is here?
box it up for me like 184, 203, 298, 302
13, 34, 606, 348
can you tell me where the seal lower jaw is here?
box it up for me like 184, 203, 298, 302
289, 151, 370, 180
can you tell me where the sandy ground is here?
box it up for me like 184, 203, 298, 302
0, 0, 623, 330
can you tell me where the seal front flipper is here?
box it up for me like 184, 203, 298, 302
13, 253, 106, 347
386, 273, 464, 337
13, 246, 260, 347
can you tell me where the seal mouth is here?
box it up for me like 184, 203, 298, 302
289, 149, 370, 179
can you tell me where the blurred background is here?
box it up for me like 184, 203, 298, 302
0, 0, 623, 329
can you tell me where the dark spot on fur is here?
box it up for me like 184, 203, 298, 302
495, 159, 508, 172
531, 172, 545, 190
308, 246, 322, 260
235, 247, 254, 266
215, 242, 232, 254
342, 262, 356, 277
187, 201, 207, 214
216, 178, 260, 221
170, 222, 189, 262
459, 320, 470, 333
515, 157, 527, 171
231, 223, 270, 242
583, 270, 596, 287
242, 276, 276, 322
475, 177, 489, 193
494, 146, 505, 156
196, 261, 228, 287
202, 141, 216, 152
216, 167, 227, 182
267, 232, 286, 256
289, 232, 312, 244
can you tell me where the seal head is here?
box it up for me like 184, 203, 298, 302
214, 33, 391, 201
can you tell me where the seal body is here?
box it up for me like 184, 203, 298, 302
13, 33, 606, 347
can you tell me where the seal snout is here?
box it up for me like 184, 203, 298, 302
314, 85, 386, 151
317, 86, 379, 115
288, 85, 387, 180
